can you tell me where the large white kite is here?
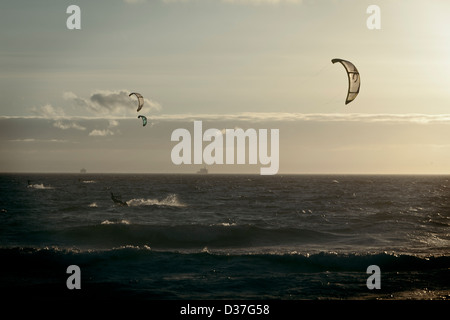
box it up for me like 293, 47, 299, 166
331, 59, 360, 105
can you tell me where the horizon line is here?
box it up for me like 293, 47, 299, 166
2, 171, 450, 176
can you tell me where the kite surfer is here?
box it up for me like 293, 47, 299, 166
111, 192, 128, 206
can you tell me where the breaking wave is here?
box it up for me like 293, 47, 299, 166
126, 194, 186, 207
1, 246, 448, 300
101, 219, 131, 225
1, 246, 448, 273
27, 184, 53, 190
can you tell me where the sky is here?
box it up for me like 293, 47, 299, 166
1, 0, 450, 174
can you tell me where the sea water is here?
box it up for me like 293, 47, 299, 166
0, 174, 448, 300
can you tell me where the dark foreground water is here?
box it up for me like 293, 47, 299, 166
0, 174, 448, 301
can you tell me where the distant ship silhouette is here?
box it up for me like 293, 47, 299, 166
197, 167, 208, 174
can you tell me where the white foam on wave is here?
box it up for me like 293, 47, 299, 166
112, 244, 151, 251
82, 180, 96, 184
213, 222, 237, 227
88, 202, 98, 208
101, 219, 131, 225
27, 184, 53, 189
126, 194, 186, 207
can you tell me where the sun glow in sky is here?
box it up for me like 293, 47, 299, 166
1, 0, 450, 174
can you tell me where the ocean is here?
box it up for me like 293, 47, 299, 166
0, 173, 449, 304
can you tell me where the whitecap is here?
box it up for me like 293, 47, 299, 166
127, 194, 186, 207
101, 219, 130, 225
201, 246, 210, 253
27, 183, 53, 189
213, 222, 237, 227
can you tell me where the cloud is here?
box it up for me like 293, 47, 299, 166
88, 90, 136, 115
123, 0, 147, 4
64, 90, 162, 116
146, 112, 450, 124
108, 119, 119, 127
25, 89, 161, 124
8, 139, 67, 143
53, 120, 86, 131
162, 0, 193, 3
6, 112, 450, 125
31, 104, 65, 118
89, 129, 114, 137
9, 138, 36, 142
222, 0, 302, 4
162, 0, 302, 3
88, 119, 121, 137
